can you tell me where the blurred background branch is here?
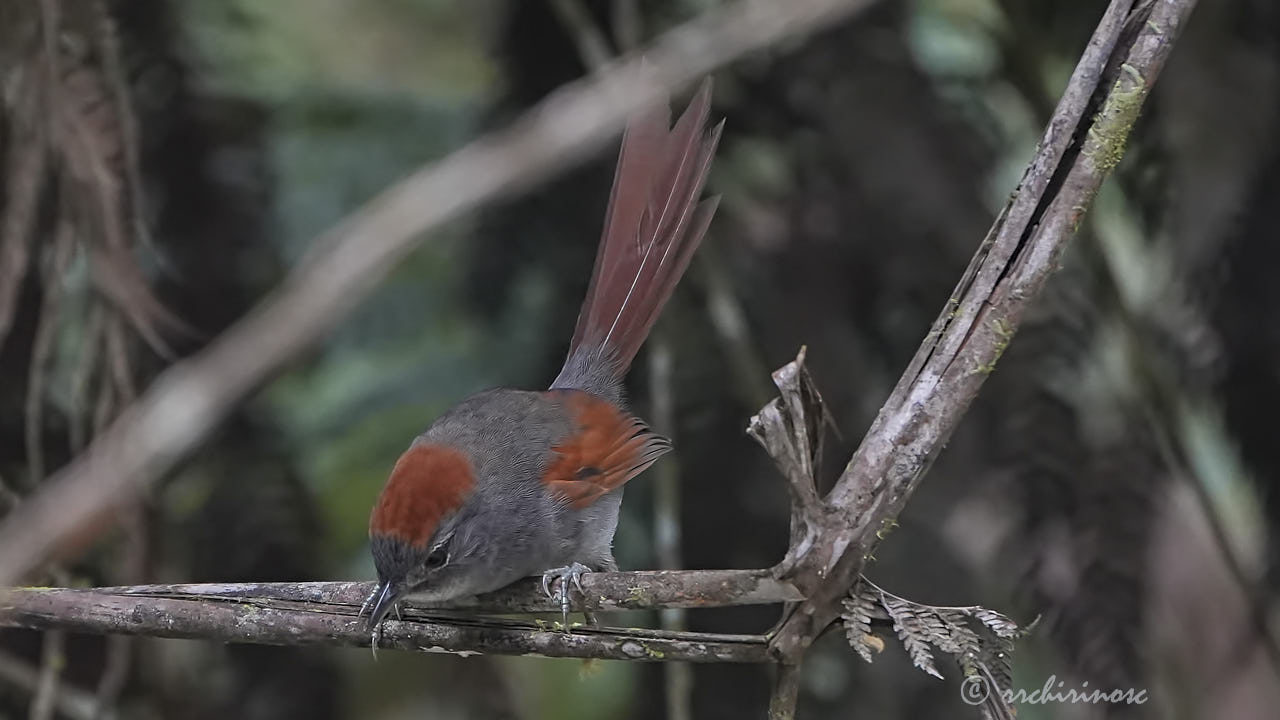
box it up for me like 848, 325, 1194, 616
0, 649, 106, 720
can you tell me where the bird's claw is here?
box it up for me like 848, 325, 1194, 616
364, 605, 400, 661
359, 585, 383, 660
541, 562, 591, 630
360, 583, 400, 660
358, 584, 380, 621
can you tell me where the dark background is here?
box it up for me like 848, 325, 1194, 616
2, 0, 1279, 718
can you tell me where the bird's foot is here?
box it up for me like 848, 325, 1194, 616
358, 584, 380, 621
541, 562, 591, 630
359, 585, 382, 660
365, 604, 403, 661
359, 583, 403, 660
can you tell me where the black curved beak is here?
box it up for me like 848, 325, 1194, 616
365, 580, 403, 631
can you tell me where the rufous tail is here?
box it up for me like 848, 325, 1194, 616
552, 78, 722, 399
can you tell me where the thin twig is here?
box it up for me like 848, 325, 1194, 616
23, 220, 76, 490
103, 312, 136, 403
697, 247, 776, 410
91, 362, 115, 441
90, 0, 151, 255
549, 0, 613, 71
611, 0, 641, 52
67, 307, 106, 454
91, 634, 130, 720
0, 650, 108, 720
91, 505, 148, 720
650, 338, 693, 720
29, 629, 66, 720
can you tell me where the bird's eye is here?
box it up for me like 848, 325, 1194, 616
425, 544, 448, 569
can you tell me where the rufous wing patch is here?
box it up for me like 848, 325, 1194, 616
543, 391, 671, 508
369, 444, 474, 547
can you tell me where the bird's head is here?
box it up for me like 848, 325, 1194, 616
364, 443, 476, 630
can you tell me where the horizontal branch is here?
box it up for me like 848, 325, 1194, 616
37, 569, 800, 613
0, 571, 795, 662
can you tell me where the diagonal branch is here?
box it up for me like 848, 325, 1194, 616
763, 0, 1199, 669
0, 0, 880, 585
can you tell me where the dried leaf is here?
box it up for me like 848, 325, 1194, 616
841, 576, 1030, 691
882, 593, 944, 680
971, 607, 1021, 639
934, 608, 982, 656
841, 586, 882, 663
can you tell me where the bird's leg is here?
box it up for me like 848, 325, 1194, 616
541, 562, 591, 629
360, 583, 400, 660
358, 584, 380, 620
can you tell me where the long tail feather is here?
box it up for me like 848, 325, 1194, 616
553, 79, 722, 398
